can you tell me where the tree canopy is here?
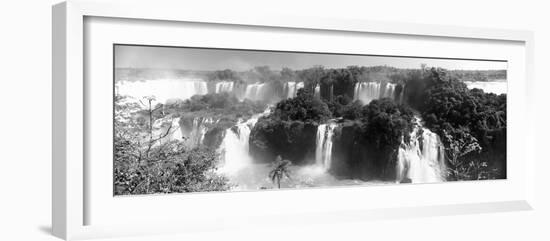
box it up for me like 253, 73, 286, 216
271, 88, 332, 122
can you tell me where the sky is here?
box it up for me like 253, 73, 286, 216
115, 45, 507, 71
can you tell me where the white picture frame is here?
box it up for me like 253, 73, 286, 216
52, 0, 536, 240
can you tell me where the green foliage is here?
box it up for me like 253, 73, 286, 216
280, 67, 296, 81
400, 68, 451, 110
361, 98, 415, 148
187, 92, 239, 110
326, 95, 352, 117
165, 92, 266, 118
253, 66, 276, 82
115, 64, 508, 186
249, 115, 319, 165
272, 88, 332, 122
341, 101, 364, 120
206, 69, 241, 81
421, 73, 506, 149
320, 68, 357, 99
268, 156, 292, 189
114, 140, 231, 195
296, 66, 325, 89
442, 128, 488, 181
407, 68, 507, 180
327, 99, 416, 180
114, 95, 231, 195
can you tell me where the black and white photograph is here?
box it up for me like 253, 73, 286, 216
4, 0, 550, 240
113, 44, 507, 195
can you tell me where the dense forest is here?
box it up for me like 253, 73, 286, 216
114, 65, 507, 195
248, 67, 505, 181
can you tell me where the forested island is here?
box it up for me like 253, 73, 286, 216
114, 64, 506, 195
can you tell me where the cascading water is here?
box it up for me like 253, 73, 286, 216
218, 108, 272, 174
215, 81, 234, 93
396, 117, 446, 183
186, 117, 214, 147
151, 117, 184, 145
284, 82, 296, 98
354, 82, 380, 104
284, 81, 304, 98
116, 78, 208, 104
297, 82, 304, 91
315, 122, 338, 171
244, 83, 267, 101
384, 83, 396, 99
353, 82, 396, 104
168, 118, 183, 141
314, 85, 321, 98
218, 120, 254, 174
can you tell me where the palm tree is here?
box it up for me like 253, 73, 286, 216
268, 156, 292, 189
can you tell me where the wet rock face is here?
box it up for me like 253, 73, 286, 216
202, 126, 226, 149
249, 118, 401, 181
249, 119, 318, 165
178, 116, 195, 134
330, 122, 398, 181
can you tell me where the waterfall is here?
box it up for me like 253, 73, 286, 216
116, 78, 208, 104
353, 82, 396, 104
314, 85, 321, 98
353, 82, 380, 104
188, 117, 214, 147
284, 81, 304, 98
215, 81, 234, 93
284, 82, 296, 98
384, 83, 396, 100
151, 117, 184, 145
315, 122, 338, 171
168, 118, 183, 141
244, 83, 267, 101
398, 84, 405, 104
297, 82, 304, 92
218, 108, 272, 174
218, 120, 254, 174
396, 117, 446, 183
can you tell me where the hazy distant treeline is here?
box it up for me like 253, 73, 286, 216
115, 65, 506, 83
448, 69, 507, 82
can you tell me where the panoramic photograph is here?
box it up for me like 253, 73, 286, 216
113, 45, 507, 195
